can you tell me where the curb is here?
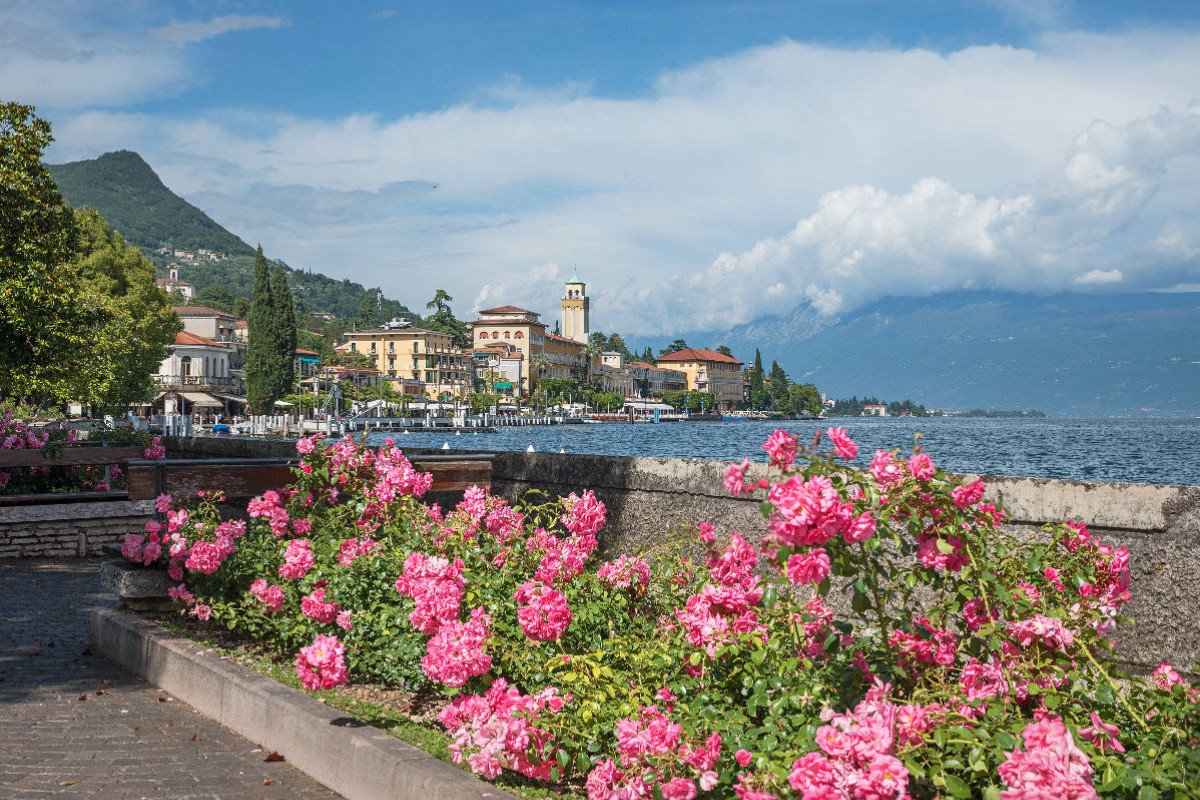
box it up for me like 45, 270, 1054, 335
90, 608, 518, 800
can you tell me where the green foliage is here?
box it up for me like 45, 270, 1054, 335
0, 102, 94, 406
749, 349, 766, 409
272, 264, 298, 399
789, 382, 822, 416
47, 151, 254, 256
768, 360, 790, 411
660, 389, 716, 411
69, 209, 181, 406
657, 338, 689, 358
246, 247, 279, 414
423, 289, 468, 348
192, 284, 235, 313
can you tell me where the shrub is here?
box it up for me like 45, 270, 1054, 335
151, 431, 1200, 798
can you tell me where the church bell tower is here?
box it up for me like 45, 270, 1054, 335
561, 270, 590, 343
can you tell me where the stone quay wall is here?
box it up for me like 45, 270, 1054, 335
0, 499, 155, 559
162, 436, 1200, 673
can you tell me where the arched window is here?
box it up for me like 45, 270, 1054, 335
479, 330, 487, 338
491, 332, 499, 339
504, 331, 511, 339
180, 355, 191, 376
514, 331, 524, 339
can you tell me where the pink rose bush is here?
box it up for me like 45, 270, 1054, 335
157, 432, 1196, 798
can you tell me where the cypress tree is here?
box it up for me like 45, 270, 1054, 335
271, 265, 297, 399
768, 360, 790, 409
749, 349, 766, 408
246, 246, 276, 414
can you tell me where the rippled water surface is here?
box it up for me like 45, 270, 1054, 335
367, 417, 1200, 486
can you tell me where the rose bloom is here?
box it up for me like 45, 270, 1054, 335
825, 427, 858, 461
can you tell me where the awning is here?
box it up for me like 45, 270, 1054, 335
213, 393, 248, 404
182, 392, 223, 407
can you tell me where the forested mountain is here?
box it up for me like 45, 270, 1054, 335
47, 151, 254, 256
45, 150, 413, 323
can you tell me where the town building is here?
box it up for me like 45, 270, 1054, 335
173, 306, 244, 369
467, 306, 547, 394
653, 348, 745, 410
342, 326, 471, 399
544, 332, 588, 380
156, 266, 195, 301
153, 331, 242, 415
628, 362, 688, 397
862, 404, 889, 416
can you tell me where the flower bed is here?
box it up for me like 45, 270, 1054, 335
133, 430, 1200, 799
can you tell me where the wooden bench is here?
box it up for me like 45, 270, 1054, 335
0, 443, 146, 506
126, 454, 493, 500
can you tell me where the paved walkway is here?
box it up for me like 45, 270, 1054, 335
0, 559, 346, 800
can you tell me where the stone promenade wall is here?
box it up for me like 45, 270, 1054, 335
165, 436, 1200, 673
0, 499, 155, 559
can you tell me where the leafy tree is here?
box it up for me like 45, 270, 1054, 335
640, 346, 655, 364
193, 284, 235, 313
714, 344, 734, 357
658, 339, 689, 357
272, 265, 298, 398
232, 296, 251, 319
789, 383, 823, 416
0, 103, 94, 406
70, 209, 181, 406
246, 247, 278, 414
357, 295, 378, 327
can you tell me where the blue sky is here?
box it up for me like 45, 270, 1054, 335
6, 1, 1200, 334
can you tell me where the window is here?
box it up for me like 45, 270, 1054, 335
479, 331, 487, 338
369, 344, 377, 354
388, 342, 394, 353
514, 331, 524, 339
350, 342, 357, 352
491, 332, 499, 339
180, 355, 191, 376
504, 331, 511, 339
414, 342, 420, 353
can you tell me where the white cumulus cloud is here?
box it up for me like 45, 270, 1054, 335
1075, 269, 1124, 285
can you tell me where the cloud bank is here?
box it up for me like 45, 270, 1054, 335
32, 24, 1200, 334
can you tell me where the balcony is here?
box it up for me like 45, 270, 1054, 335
155, 375, 235, 389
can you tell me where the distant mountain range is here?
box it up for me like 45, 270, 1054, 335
631, 291, 1200, 417
45, 151, 414, 322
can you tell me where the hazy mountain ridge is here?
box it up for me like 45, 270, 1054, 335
633, 292, 1200, 417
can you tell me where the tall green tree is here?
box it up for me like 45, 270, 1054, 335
246, 246, 277, 414
749, 349, 766, 408
271, 264, 297, 399
714, 344, 735, 357
423, 288, 468, 347
768, 360, 790, 410
0, 103, 94, 406
70, 209, 181, 406
640, 346, 655, 364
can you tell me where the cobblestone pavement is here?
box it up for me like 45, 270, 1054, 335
0, 559, 346, 800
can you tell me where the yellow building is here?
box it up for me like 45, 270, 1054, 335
544, 333, 587, 379
654, 348, 745, 410
342, 326, 471, 399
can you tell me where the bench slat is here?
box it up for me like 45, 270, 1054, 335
125, 457, 491, 500
0, 446, 146, 468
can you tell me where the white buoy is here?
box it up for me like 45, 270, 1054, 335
442, 442, 451, 450
559, 448, 565, 453
403, 429, 410, 435
526, 444, 535, 452
455, 431, 461, 436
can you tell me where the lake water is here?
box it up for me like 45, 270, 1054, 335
366, 417, 1200, 487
